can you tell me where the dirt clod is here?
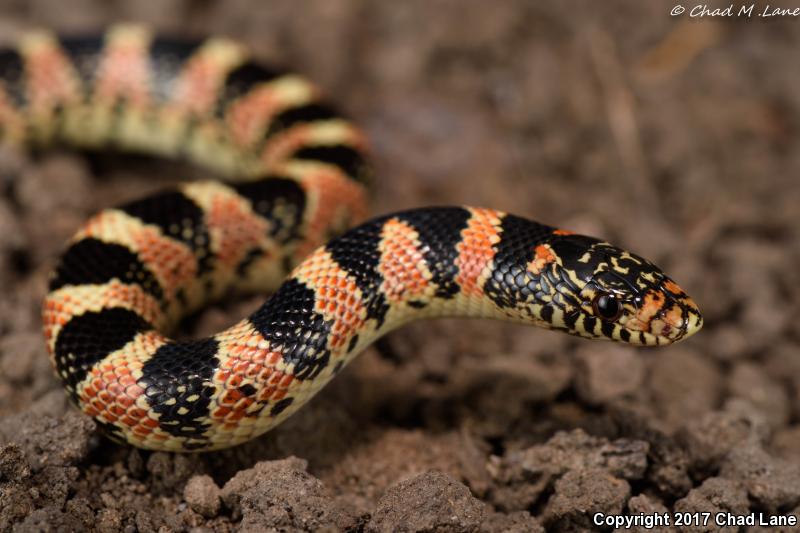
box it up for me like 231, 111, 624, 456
574, 344, 645, 405
544, 467, 631, 532
11, 506, 87, 533
0, 444, 30, 481
490, 429, 647, 510
367, 470, 487, 533
184, 474, 221, 518
728, 362, 790, 429
719, 442, 800, 511
674, 477, 749, 533
0, 411, 94, 471
647, 349, 721, 433
680, 399, 770, 472
623, 494, 675, 533
220, 456, 355, 532
145, 452, 204, 494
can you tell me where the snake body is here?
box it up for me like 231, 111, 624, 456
1, 25, 702, 451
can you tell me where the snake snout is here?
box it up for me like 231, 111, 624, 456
678, 296, 703, 340
655, 280, 703, 343
625, 277, 702, 345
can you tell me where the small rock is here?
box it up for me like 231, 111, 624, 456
31, 465, 79, 508
720, 442, 800, 511
1, 411, 94, 471
0, 444, 30, 481
0, 482, 34, 531
611, 407, 693, 497
489, 429, 648, 510
134, 511, 156, 533
574, 344, 644, 404
184, 474, 221, 518
126, 449, 146, 478
728, 362, 790, 429
64, 498, 95, 531
146, 452, 203, 493
221, 456, 354, 532
95, 508, 123, 533
618, 494, 676, 533
11, 506, 86, 533
544, 467, 630, 532
674, 478, 749, 533
648, 348, 721, 432
322, 429, 465, 509
367, 470, 486, 533
680, 399, 769, 471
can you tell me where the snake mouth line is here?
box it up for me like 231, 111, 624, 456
665, 296, 702, 342
682, 303, 703, 339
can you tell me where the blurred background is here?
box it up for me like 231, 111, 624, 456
0, 1, 798, 531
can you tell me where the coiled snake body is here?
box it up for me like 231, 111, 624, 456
2, 25, 702, 451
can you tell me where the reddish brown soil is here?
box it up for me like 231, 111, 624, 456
1, 1, 799, 532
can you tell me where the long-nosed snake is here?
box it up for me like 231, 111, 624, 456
1, 25, 702, 451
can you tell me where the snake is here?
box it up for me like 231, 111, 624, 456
1, 25, 703, 451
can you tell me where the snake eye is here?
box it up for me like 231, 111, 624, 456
592, 292, 622, 322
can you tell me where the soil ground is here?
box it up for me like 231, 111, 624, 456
1, 1, 799, 532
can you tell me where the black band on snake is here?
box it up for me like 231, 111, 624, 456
1, 24, 702, 451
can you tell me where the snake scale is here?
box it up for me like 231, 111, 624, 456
1, 25, 702, 451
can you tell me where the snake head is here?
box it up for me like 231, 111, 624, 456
532, 233, 703, 346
